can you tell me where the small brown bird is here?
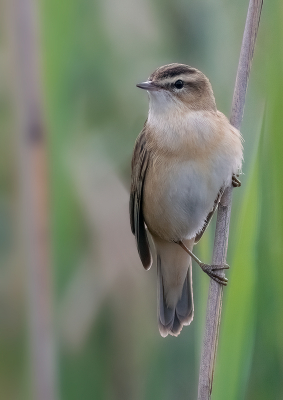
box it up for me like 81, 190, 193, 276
130, 63, 243, 337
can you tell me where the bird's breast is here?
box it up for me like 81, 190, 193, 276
143, 155, 219, 241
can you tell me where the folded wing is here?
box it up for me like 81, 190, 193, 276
130, 129, 152, 270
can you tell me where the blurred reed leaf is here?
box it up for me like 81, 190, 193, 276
246, 1, 283, 397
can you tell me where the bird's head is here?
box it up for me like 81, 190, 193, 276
137, 63, 216, 114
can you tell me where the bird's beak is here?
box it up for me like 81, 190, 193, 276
136, 81, 159, 91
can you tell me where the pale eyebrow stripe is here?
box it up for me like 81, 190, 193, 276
158, 74, 195, 85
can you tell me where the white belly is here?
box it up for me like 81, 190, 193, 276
143, 156, 232, 242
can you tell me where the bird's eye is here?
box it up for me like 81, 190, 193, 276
174, 80, 184, 89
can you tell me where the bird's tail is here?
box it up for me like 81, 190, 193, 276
154, 237, 194, 337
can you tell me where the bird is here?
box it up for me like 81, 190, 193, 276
130, 63, 243, 337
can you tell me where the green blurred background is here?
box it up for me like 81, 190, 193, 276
0, 0, 282, 399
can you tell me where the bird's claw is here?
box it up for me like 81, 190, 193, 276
200, 263, 229, 286
211, 264, 229, 270
232, 175, 241, 187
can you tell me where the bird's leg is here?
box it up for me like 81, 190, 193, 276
232, 174, 241, 187
177, 241, 229, 286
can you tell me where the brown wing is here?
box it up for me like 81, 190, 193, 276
129, 128, 152, 270
194, 187, 224, 244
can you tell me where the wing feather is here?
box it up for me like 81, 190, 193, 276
130, 128, 152, 270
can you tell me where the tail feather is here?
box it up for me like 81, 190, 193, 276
176, 269, 193, 323
157, 258, 175, 337
155, 238, 194, 337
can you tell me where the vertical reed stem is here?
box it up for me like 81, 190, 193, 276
9, 0, 57, 398
197, 1, 263, 398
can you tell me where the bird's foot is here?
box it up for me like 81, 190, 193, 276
232, 174, 241, 187
199, 263, 229, 286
